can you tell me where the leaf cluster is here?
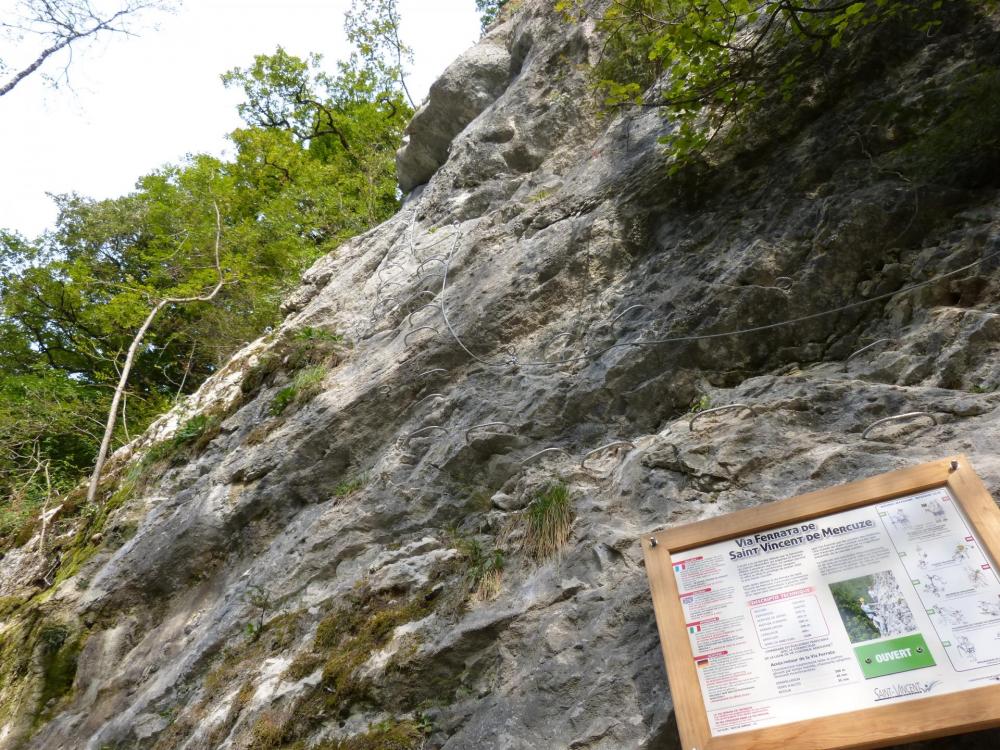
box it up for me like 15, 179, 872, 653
584, 0, 952, 166
475, 0, 510, 31
0, 7, 412, 556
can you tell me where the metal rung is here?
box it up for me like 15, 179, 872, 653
845, 338, 892, 370
377, 384, 392, 396
520, 447, 571, 466
411, 231, 453, 255
417, 257, 448, 275
417, 368, 448, 379
415, 273, 445, 288
413, 393, 446, 408
465, 422, 518, 443
773, 277, 793, 290
377, 260, 407, 284
405, 302, 442, 328
611, 305, 652, 328
404, 326, 440, 347
581, 440, 636, 470
689, 404, 759, 431
404, 425, 449, 442
371, 296, 399, 319
376, 279, 403, 298
398, 289, 439, 310
862, 412, 937, 440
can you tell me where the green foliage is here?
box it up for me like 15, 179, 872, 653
174, 415, 210, 445
476, 0, 509, 30
0, 0, 406, 556
689, 393, 712, 413
582, 0, 951, 167
343, 0, 414, 103
269, 365, 328, 416
316, 718, 426, 750
243, 585, 273, 641
333, 473, 368, 498
171, 413, 224, 453
243, 326, 344, 397
830, 575, 881, 643
524, 482, 573, 560
451, 531, 505, 601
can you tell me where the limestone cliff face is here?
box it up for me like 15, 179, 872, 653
2, 2, 1000, 749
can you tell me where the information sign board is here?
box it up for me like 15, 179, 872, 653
642, 456, 1000, 750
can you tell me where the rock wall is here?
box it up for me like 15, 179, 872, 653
2, 2, 1000, 749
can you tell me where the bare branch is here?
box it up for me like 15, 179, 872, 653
86, 201, 227, 505
0, 0, 171, 98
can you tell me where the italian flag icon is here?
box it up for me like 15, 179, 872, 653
674, 562, 686, 572
689, 624, 701, 634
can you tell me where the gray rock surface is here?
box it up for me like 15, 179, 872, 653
396, 30, 513, 193
2, 2, 999, 749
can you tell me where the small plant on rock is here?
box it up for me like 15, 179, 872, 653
269, 364, 328, 416
451, 531, 505, 601
523, 482, 573, 560
243, 585, 272, 641
242, 325, 344, 398
689, 393, 711, 413
333, 472, 368, 498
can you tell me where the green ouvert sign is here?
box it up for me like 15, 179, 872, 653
854, 633, 936, 679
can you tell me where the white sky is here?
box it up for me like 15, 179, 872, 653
0, 0, 481, 239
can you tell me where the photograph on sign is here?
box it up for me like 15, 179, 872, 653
643, 457, 1000, 750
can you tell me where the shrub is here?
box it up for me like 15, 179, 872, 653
333, 473, 367, 498
249, 711, 287, 749
174, 414, 211, 445
574, 0, 952, 167
243, 326, 343, 397
475, 0, 508, 31
689, 393, 711, 413
451, 532, 505, 601
269, 365, 327, 416
316, 718, 425, 750
524, 482, 573, 560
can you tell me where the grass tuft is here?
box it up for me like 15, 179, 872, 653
243, 326, 343, 397
333, 473, 367, 499
269, 365, 327, 416
451, 532, 505, 601
315, 718, 426, 750
523, 482, 573, 560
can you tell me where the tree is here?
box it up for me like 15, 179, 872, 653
343, 0, 415, 107
0, 0, 172, 98
0, 0, 415, 555
476, 0, 509, 31
85, 202, 225, 505
222, 42, 411, 230
568, 0, 950, 166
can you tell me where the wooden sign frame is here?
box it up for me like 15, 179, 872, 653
642, 455, 1000, 750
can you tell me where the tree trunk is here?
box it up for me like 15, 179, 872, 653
85, 203, 226, 505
